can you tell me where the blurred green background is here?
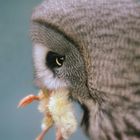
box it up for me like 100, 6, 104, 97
0, 0, 87, 140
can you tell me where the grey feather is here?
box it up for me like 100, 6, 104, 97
31, 0, 140, 139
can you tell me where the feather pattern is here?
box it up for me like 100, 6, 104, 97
31, 0, 140, 139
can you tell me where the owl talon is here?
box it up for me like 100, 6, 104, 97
18, 94, 39, 108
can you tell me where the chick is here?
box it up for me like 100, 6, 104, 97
47, 89, 77, 140
18, 88, 77, 140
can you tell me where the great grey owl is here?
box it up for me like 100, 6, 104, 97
30, 0, 140, 139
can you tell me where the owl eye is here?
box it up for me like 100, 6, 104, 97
46, 51, 65, 69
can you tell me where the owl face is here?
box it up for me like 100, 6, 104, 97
31, 22, 87, 99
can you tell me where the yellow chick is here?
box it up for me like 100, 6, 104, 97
18, 88, 77, 140
48, 89, 77, 139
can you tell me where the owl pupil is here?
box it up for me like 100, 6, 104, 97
46, 51, 65, 69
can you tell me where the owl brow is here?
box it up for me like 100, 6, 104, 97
32, 20, 79, 50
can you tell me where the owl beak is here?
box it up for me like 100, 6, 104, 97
34, 79, 53, 93
34, 79, 45, 90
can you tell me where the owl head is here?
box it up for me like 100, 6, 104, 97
30, 0, 95, 103
31, 22, 89, 101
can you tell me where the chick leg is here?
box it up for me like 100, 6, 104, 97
36, 112, 53, 140
36, 127, 50, 140
56, 128, 63, 140
18, 94, 39, 108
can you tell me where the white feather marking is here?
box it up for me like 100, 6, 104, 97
33, 43, 67, 90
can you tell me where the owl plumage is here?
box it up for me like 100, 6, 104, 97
30, 0, 140, 140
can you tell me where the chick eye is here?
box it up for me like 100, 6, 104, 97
46, 51, 65, 69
